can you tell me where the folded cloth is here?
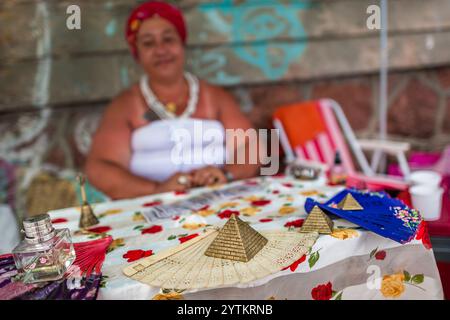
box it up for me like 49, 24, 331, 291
0, 254, 101, 300
305, 188, 422, 243
0, 236, 112, 300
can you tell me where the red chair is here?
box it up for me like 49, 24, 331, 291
273, 99, 411, 191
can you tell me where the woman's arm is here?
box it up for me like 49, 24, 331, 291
85, 94, 160, 199
215, 87, 261, 180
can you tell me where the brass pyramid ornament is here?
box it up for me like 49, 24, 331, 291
300, 205, 334, 234
337, 193, 363, 210
204, 214, 268, 262
77, 174, 99, 229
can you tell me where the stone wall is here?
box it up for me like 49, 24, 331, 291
1, 0, 450, 219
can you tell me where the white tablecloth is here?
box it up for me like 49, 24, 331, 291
49, 176, 444, 300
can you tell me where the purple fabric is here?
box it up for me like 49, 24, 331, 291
0, 256, 101, 300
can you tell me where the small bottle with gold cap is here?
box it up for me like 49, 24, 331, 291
329, 151, 347, 185
12, 214, 76, 283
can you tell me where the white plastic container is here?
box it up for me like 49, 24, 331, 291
410, 185, 444, 221
409, 170, 442, 188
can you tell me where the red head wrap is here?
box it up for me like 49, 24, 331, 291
125, 1, 187, 58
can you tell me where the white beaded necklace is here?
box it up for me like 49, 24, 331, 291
139, 72, 199, 120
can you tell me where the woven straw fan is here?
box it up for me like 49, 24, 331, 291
123, 215, 318, 290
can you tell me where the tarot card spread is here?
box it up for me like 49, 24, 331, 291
123, 219, 318, 290
304, 189, 422, 244
142, 183, 265, 222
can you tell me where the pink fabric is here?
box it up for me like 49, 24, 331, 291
291, 101, 355, 174
317, 102, 355, 173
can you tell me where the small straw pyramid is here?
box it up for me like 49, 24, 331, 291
337, 193, 363, 210
300, 205, 334, 234
204, 214, 268, 262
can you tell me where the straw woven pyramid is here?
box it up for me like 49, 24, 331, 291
300, 205, 334, 234
204, 214, 268, 262
337, 193, 363, 210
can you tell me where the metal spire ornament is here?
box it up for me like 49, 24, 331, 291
204, 214, 268, 262
300, 205, 334, 234
77, 174, 99, 229
337, 193, 364, 210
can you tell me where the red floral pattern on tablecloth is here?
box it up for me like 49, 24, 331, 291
415, 221, 432, 249
142, 201, 162, 207
42, 176, 443, 300
311, 282, 333, 300
218, 210, 240, 219
141, 225, 163, 235
284, 219, 304, 228
375, 250, 386, 260
88, 226, 112, 234
179, 233, 199, 243
122, 249, 153, 262
282, 254, 306, 272
251, 199, 271, 207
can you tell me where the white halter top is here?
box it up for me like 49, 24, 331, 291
130, 119, 226, 182
129, 73, 226, 182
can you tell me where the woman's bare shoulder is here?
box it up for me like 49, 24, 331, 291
200, 80, 237, 112
201, 80, 232, 98
108, 84, 141, 110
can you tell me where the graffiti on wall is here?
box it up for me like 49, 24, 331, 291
195, 0, 311, 83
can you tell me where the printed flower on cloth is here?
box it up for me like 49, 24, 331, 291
330, 229, 359, 240
88, 226, 112, 234
282, 254, 306, 272
311, 282, 333, 300
299, 190, 319, 197
51, 218, 68, 224
415, 221, 432, 249
141, 225, 163, 234
152, 291, 184, 300
278, 206, 296, 215
241, 207, 261, 216
284, 219, 304, 228
311, 282, 342, 300
132, 212, 146, 222
251, 199, 271, 207
219, 202, 239, 209
218, 210, 239, 219
98, 209, 123, 218
142, 201, 162, 207
243, 195, 263, 202
123, 250, 153, 262
107, 238, 125, 253
380, 273, 405, 298
180, 215, 207, 230
178, 233, 199, 243
197, 209, 215, 217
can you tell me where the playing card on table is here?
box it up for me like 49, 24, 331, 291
142, 183, 265, 222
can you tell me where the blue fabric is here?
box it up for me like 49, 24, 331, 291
305, 188, 422, 243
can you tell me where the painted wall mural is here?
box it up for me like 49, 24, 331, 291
195, 0, 311, 83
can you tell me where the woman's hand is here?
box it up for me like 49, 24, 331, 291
155, 172, 193, 193
190, 166, 227, 187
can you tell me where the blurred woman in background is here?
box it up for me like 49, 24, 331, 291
86, 1, 259, 199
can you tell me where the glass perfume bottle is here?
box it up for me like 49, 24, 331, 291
329, 151, 347, 185
12, 214, 76, 284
